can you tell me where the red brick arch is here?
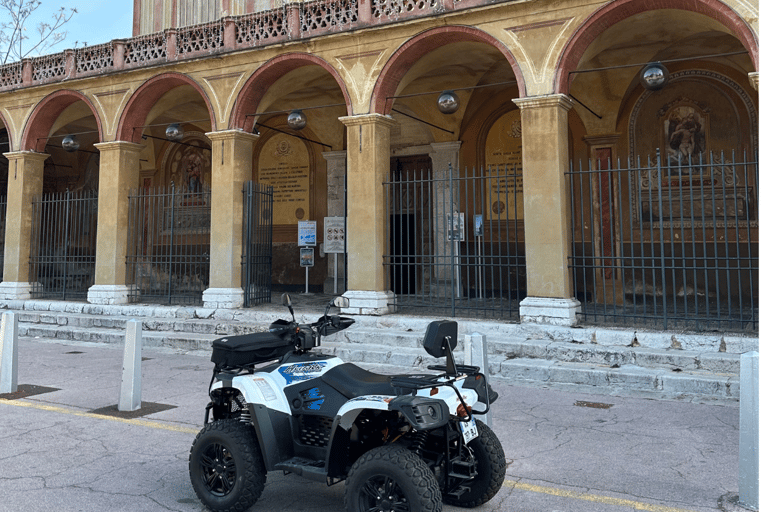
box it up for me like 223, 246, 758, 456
555, 0, 759, 94
230, 53, 352, 130
371, 26, 526, 114
22, 90, 103, 152
117, 72, 215, 143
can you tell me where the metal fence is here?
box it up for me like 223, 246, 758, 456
0, 196, 6, 282
384, 164, 525, 318
242, 181, 274, 307
126, 183, 211, 305
568, 150, 758, 332
29, 189, 98, 300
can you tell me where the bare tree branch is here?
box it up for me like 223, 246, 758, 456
0, 0, 77, 65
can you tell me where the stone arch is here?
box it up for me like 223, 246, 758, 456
117, 72, 215, 143
0, 110, 12, 150
371, 26, 526, 114
230, 53, 352, 130
555, 0, 759, 94
22, 90, 103, 152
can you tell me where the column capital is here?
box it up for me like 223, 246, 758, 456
2, 150, 49, 163
205, 129, 260, 145
748, 72, 758, 91
430, 141, 462, 153
94, 141, 144, 153
322, 150, 347, 162
338, 113, 397, 128
513, 94, 574, 112
582, 134, 620, 148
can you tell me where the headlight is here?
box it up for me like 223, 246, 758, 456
389, 396, 449, 430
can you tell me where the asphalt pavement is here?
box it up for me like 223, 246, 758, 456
0, 336, 740, 512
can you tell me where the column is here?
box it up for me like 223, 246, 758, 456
512, 94, 581, 325
322, 150, 347, 294
429, 141, 462, 296
87, 141, 143, 304
583, 135, 623, 306
0, 151, 47, 300
202, 129, 259, 309
338, 114, 397, 315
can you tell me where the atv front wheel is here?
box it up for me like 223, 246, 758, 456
344, 445, 442, 512
189, 419, 266, 512
444, 420, 505, 507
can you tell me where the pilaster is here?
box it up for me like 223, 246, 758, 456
322, 150, 347, 294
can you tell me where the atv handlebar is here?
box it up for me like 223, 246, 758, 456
269, 294, 355, 352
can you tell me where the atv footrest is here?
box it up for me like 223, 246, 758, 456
275, 457, 327, 483
448, 459, 478, 479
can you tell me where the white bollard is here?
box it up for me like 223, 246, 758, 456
0, 312, 18, 394
464, 332, 492, 428
118, 320, 142, 412
738, 351, 758, 510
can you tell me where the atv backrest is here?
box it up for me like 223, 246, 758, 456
423, 320, 458, 358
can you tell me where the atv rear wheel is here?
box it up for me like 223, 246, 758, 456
444, 421, 505, 507
345, 445, 442, 512
189, 419, 266, 512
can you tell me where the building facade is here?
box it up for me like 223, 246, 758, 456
0, 0, 759, 330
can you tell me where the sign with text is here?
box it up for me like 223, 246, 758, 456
323, 217, 346, 254
300, 247, 314, 267
298, 220, 316, 246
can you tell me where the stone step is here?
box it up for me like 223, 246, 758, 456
496, 358, 738, 402
5, 299, 749, 403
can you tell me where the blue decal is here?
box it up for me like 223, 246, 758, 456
306, 399, 325, 410
305, 387, 323, 400
279, 362, 328, 384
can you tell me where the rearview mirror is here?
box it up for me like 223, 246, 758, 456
281, 293, 292, 307
333, 296, 350, 308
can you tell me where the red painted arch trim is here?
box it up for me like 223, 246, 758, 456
117, 72, 215, 143
371, 26, 526, 114
230, 53, 352, 130
555, 0, 758, 94
22, 90, 104, 153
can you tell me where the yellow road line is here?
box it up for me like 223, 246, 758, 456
503, 480, 699, 512
1, 398, 700, 512
1, 398, 199, 434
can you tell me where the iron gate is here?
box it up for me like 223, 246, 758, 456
126, 183, 211, 305
384, 164, 525, 318
568, 150, 758, 332
29, 189, 98, 299
242, 181, 273, 307
0, 196, 6, 282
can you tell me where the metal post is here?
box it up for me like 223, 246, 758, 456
463, 332, 492, 428
738, 351, 758, 510
118, 319, 142, 411
0, 312, 18, 393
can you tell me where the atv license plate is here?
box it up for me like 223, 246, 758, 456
460, 417, 479, 443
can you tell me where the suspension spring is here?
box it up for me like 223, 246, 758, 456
411, 430, 428, 456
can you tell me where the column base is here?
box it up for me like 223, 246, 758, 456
342, 290, 395, 315
203, 288, 244, 309
88, 285, 135, 305
323, 277, 347, 295
519, 297, 581, 326
0, 282, 36, 300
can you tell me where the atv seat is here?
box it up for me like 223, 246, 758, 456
321, 363, 395, 399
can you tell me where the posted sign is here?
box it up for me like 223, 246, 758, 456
298, 220, 316, 246
324, 217, 346, 254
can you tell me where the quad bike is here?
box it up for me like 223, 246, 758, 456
189, 294, 505, 512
